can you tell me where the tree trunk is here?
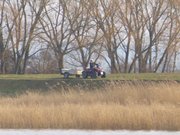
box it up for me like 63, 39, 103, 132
149, 48, 152, 72
124, 34, 131, 73
14, 58, 22, 74
0, 26, 5, 74
128, 54, 138, 73
154, 44, 170, 72
162, 53, 168, 73
22, 50, 30, 74
108, 51, 117, 73
172, 51, 177, 72
58, 54, 64, 74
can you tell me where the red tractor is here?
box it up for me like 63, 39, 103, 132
82, 64, 106, 79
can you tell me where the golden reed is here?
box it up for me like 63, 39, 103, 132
0, 81, 179, 130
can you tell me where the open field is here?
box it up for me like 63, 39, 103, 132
0, 81, 179, 130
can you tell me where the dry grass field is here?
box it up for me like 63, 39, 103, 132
0, 81, 179, 130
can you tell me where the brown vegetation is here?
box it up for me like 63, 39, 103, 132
0, 81, 180, 130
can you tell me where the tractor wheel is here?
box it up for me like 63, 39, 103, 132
82, 71, 88, 79
64, 72, 70, 79
91, 71, 97, 79
101, 71, 106, 78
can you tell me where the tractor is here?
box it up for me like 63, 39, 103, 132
82, 64, 106, 79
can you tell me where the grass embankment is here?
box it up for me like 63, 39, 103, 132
0, 81, 179, 130
1, 73, 180, 80
1, 73, 180, 95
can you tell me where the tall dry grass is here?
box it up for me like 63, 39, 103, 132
0, 81, 180, 130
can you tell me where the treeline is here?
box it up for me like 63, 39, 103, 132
0, 0, 179, 74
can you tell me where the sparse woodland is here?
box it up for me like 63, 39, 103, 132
0, 0, 179, 74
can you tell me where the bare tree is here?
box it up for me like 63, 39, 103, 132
157, 1, 180, 72
142, 0, 171, 72
87, 0, 125, 73
0, 0, 14, 73
39, 0, 75, 72
1, 0, 180, 74
0, 0, 6, 73
66, 0, 103, 69
117, 0, 179, 73
5, 0, 47, 74
0, 0, 8, 73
